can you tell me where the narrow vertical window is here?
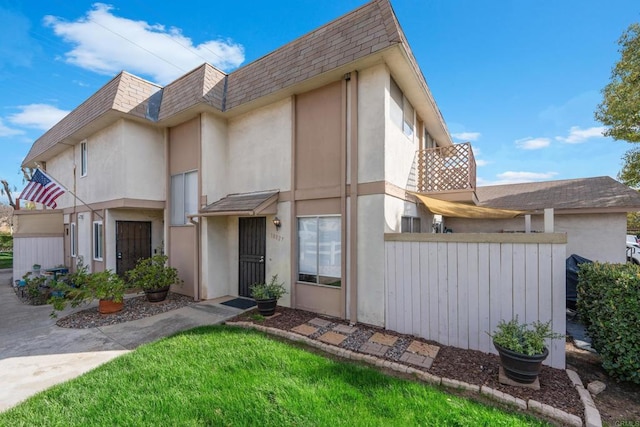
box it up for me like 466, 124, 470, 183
70, 223, 77, 257
93, 221, 103, 261
80, 141, 88, 177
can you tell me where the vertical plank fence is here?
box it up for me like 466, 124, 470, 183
13, 237, 64, 281
385, 233, 567, 369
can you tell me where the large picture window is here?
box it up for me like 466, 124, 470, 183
298, 216, 341, 287
93, 221, 103, 261
170, 170, 198, 225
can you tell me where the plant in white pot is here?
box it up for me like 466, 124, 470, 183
249, 274, 287, 316
489, 317, 564, 384
126, 254, 183, 302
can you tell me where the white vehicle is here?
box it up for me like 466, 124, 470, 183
627, 235, 640, 264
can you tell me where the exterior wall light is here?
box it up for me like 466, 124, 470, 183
273, 217, 281, 229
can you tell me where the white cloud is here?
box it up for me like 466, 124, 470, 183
515, 137, 550, 150
452, 131, 481, 141
475, 159, 488, 167
478, 171, 558, 186
44, 3, 245, 84
8, 104, 70, 130
0, 118, 24, 137
555, 126, 605, 144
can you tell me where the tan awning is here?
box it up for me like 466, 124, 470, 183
413, 193, 526, 219
196, 191, 279, 217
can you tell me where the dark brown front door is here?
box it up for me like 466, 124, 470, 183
116, 221, 152, 276
239, 217, 266, 297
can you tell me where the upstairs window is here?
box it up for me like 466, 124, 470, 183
80, 141, 88, 177
390, 77, 415, 138
170, 170, 198, 225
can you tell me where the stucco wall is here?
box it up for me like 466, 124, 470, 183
227, 98, 292, 194
201, 113, 228, 204
45, 119, 164, 209
445, 212, 626, 263
357, 64, 386, 184
357, 194, 385, 326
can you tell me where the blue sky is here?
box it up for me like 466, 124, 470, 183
0, 0, 638, 202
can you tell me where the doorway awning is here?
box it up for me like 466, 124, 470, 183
412, 193, 527, 219
198, 191, 279, 217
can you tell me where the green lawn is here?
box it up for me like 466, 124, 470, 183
0, 251, 12, 269
0, 326, 548, 426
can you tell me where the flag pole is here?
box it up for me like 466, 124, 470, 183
37, 167, 104, 219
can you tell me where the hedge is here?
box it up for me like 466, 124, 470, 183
577, 262, 640, 384
0, 234, 12, 252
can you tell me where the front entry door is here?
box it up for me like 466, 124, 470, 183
238, 217, 266, 297
116, 221, 152, 276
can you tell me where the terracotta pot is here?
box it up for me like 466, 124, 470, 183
255, 298, 277, 316
494, 341, 548, 384
98, 299, 124, 314
144, 285, 170, 303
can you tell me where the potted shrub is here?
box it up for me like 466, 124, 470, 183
126, 254, 183, 302
489, 317, 564, 384
249, 274, 287, 316
49, 267, 125, 316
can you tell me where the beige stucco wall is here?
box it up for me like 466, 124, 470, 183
358, 64, 386, 184
201, 113, 229, 204
45, 119, 165, 209
13, 211, 63, 236
445, 212, 626, 263
227, 98, 292, 195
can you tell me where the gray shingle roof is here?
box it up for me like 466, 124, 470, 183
201, 191, 279, 215
476, 176, 640, 211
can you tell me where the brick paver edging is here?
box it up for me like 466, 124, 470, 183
227, 321, 599, 426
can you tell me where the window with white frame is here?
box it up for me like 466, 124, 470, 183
80, 141, 87, 177
298, 216, 341, 287
401, 216, 421, 233
170, 170, 198, 225
390, 77, 415, 138
70, 223, 77, 257
93, 221, 103, 261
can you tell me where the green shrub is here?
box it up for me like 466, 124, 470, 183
0, 233, 12, 251
577, 262, 640, 383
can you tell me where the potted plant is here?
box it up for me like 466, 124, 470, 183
126, 254, 183, 302
489, 316, 564, 384
49, 266, 125, 316
249, 274, 287, 316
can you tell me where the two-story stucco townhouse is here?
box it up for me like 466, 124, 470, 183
16, 0, 481, 326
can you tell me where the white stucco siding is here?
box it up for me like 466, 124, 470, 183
357, 194, 385, 326
122, 120, 165, 200
446, 212, 626, 263
384, 73, 419, 191
265, 203, 292, 307
45, 148, 75, 210
202, 216, 231, 300
227, 98, 292, 194
357, 64, 387, 184
201, 113, 229, 204
76, 212, 92, 271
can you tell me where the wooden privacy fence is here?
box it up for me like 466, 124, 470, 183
384, 233, 567, 369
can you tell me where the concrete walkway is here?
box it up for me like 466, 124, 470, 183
0, 270, 242, 411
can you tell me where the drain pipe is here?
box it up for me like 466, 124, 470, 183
189, 216, 201, 302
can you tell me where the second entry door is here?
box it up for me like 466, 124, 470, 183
238, 217, 266, 297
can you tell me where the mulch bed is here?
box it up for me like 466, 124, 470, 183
230, 307, 583, 419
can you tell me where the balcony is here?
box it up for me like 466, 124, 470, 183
416, 142, 476, 201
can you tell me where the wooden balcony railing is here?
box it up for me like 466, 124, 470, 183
416, 142, 476, 193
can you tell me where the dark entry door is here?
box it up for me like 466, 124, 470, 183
116, 221, 152, 276
238, 217, 266, 297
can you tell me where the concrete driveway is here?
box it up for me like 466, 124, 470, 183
0, 270, 242, 412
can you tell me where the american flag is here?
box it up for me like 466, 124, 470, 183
19, 169, 66, 209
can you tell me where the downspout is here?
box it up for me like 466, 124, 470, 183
189, 216, 201, 301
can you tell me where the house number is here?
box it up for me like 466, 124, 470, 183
270, 232, 284, 242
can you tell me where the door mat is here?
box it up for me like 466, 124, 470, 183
220, 298, 257, 310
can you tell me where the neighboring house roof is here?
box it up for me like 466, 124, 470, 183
23, 0, 452, 167
476, 176, 640, 213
